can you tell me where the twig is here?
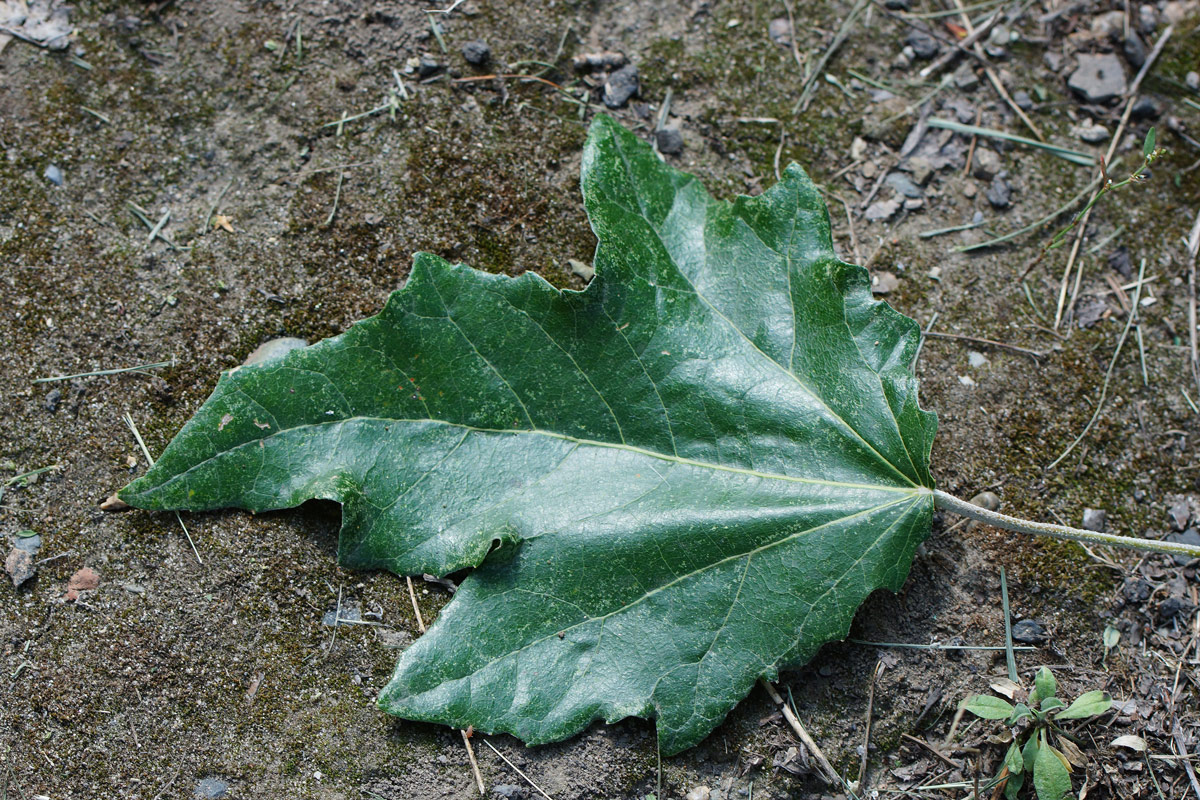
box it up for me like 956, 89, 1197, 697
34, 359, 174, 383
1046, 259, 1146, 469
482, 740, 556, 800
322, 172, 344, 228
1052, 24, 1173, 328
759, 678, 841, 786
960, 170, 1107, 253
951, 0, 1043, 141
902, 733, 961, 769
1174, 725, 1200, 800
406, 575, 427, 633
149, 767, 182, 800
123, 413, 203, 564
917, 9, 1001, 79
794, 0, 871, 113
461, 729, 485, 796
203, 180, 234, 235
911, 311, 939, 373
1187, 209, 1200, 400
919, 330, 1046, 360
926, 119, 1090, 164
855, 659, 885, 791
848, 638, 1035, 651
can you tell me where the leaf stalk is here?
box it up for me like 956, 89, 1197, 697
933, 490, 1200, 560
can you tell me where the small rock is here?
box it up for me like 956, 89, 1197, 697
970, 491, 1000, 511
376, 628, 412, 649
1169, 498, 1192, 531
1165, 529, 1200, 565
885, 171, 923, 199
865, 199, 900, 222
768, 17, 791, 46
986, 176, 1011, 209
243, 337, 308, 367
1108, 246, 1133, 279
967, 351, 988, 368
1091, 10, 1127, 39
1043, 51, 1066, 73
68, 567, 100, 591
44, 388, 62, 413
1013, 90, 1033, 111
655, 127, 684, 155
1011, 619, 1047, 644
903, 197, 924, 211
1137, 4, 1158, 34
100, 493, 131, 512
43, 164, 63, 186
893, 48, 912, 70
958, 374, 977, 387
1122, 577, 1152, 603
603, 64, 639, 108
861, 161, 878, 179
5, 548, 36, 588
1187, 71, 1200, 91
1130, 96, 1160, 120
493, 785, 524, 799
1082, 508, 1107, 532
194, 778, 229, 799
861, 96, 911, 147
1165, 1, 1192, 25
1073, 122, 1110, 143
905, 28, 940, 60
14, 532, 42, 552
1134, 489, 1148, 503
1159, 596, 1193, 620
905, 156, 933, 185
461, 39, 490, 66
953, 64, 980, 91
850, 136, 868, 161
972, 148, 1001, 180
1075, 296, 1108, 328
961, 180, 977, 199
1068, 54, 1128, 104
686, 787, 712, 800
871, 271, 900, 294
417, 55, 442, 78
1124, 33, 1146, 69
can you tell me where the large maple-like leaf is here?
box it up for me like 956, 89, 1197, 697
120, 114, 937, 754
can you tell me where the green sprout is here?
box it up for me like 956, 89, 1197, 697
960, 667, 1112, 800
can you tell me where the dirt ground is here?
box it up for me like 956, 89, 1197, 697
3, 0, 1200, 798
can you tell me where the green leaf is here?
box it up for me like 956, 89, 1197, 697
1143, 127, 1157, 159
1004, 768, 1025, 800
1032, 666, 1057, 704
1055, 690, 1111, 720
118, 115, 937, 754
1033, 740, 1074, 800
1007, 702, 1033, 723
1040, 697, 1065, 712
1004, 740, 1024, 776
15, 529, 38, 539
962, 695, 1016, 720
1023, 735, 1040, 773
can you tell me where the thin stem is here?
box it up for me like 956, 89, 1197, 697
933, 490, 1200, 559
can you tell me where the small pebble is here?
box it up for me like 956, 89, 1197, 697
1108, 246, 1133, 279
417, 55, 442, 78
1129, 96, 1160, 120
768, 17, 791, 46
1011, 619, 1047, 644
972, 148, 1001, 180
905, 28, 940, 60
44, 388, 62, 413
884, 0, 910, 8
493, 785, 523, 799
1043, 51, 1065, 73
970, 491, 1000, 510
1122, 577, 1151, 603
905, 156, 933, 185
1073, 122, 1110, 143
43, 164, 63, 186
100, 493, 131, 512
686, 787, 712, 800
1012, 89, 1033, 111
461, 40, 490, 66
1137, 4, 1158, 34
1068, 53, 1128, 104
5, 548, 36, 588
1165, 529, 1200, 566
1081, 508, 1107, 532
985, 176, 1011, 209
967, 351, 988, 368
1159, 596, 1193, 620
603, 64, 639, 108
1187, 71, 1200, 91
655, 127, 684, 155
1124, 33, 1146, 69
953, 63, 980, 92
1168, 498, 1192, 531
14, 532, 42, 552
864, 198, 900, 222
885, 171, 922, 199
194, 778, 229, 799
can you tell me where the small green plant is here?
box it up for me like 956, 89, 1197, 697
961, 667, 1112, 800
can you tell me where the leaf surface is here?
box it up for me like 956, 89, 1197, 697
120, 114, 937, 754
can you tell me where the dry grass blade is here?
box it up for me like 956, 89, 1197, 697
926, 119, 1091, 165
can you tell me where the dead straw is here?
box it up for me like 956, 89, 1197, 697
122, 413, 203, 564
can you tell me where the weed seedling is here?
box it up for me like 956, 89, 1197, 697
960, 667, 1112, 800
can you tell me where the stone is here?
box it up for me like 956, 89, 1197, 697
986, 176, 1011, 209
1091, 10, 1126, 39
884, 0, 910, 8
864, 199, 900, 221
243, 337, 308, 366
1068, 54, 1127, 104
493, 785, 524, 799
1124, 33, 1146, 69
953, 62, 980, 91
1082, 508, 1107, 532
686, 788, 712, 800
461, 39, 490, 66
43, 164, 63, 185
1108, 246, 1133, 279
1011, 619, 1047, 644
1137, 4, 1158, 34
1169, 498, 1192, 531
603, 64, 639, 108
1122, 578, 1152, 603
905, 28, 940, 60
905, 156, 933, 184
768, 17, 791, 46
1130, 96, 1160, 119
1165, 1, 1192, 25
5, 548, 36, 588
885, 171, 923, 198
970, 491, 1000, 511
1188, 71, 1200, 91
1013, 90, 1033, 111
972, 148, 1001, 180
44, 388, 62, 412
902, 197, 924, 211
1043, 51, 1065, 73
1073, 122, 1110, 143
655, 127, 684, 155
194, 778, 229, 799
967, 351, 988, 368
417, 55, 442, 78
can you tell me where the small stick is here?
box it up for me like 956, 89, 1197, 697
407, 575, 427, 633
793, 0, 870, 113
1187, 210, 1200, 400
461, 729, 485, 796
964, 171, 1106, 254
145, 209, 171, 246
950, 0, 1043, 141
483, 739, 556, 800
759, 678, 841, 786
203, 179, 234, 235
919, 330, 1046, 360
322, 172, 344, 228
123, 413, 203, 565
917, 9, 1001, 79
902, 733, 961, 769
81, 106, 110, 123
962, 107, 981, 179
34, 359, 174, 383
1174, 725, 1200, 800
856, 659, 885, 791
848, 638, 1035, 651
1047, 259, 1146, 469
